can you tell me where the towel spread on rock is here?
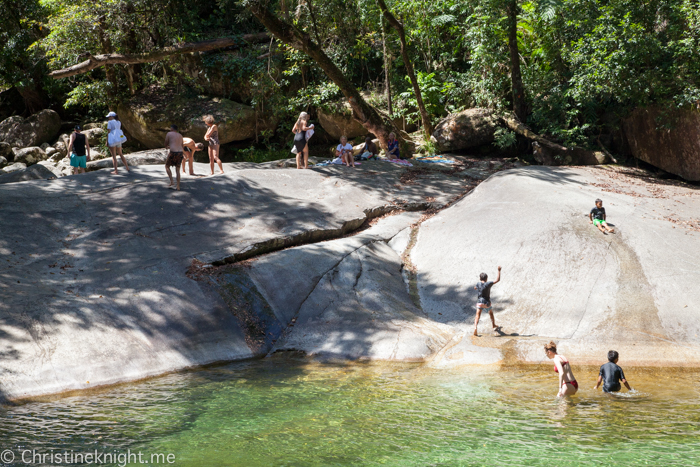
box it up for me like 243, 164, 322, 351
383, 159, 413, 167
416, 155, 456, 164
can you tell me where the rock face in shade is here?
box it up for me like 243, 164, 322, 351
317, 102, 368, 140
623, 107, 700, 181
117, 90, 277, 149
430, 108, 500, 153
0, 109, 61, 148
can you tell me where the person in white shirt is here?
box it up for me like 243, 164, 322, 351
336, 136, 355, 167
106, 111, 130, 175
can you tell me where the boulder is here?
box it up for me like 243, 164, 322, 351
623, 107, 700, 181
13, 146, 47, 166
317, 102, 368, 140
0, 156, 7, 168
3, 162, 26, 173
0, 109, 61, 147
45, 146, 58, 158
431, 108, 500, 152
37, 160, 64, 178
54, 141, 67, 156
83, 127, 106, 140
117, 90, 277, 149
0, 163, 57, 184
83, 122, 106, 130
0, 142, 11, 160
40, 142, 50, 150
86, 148, 167, 171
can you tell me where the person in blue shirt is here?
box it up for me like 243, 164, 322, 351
387, 132, 400, 159
594, 350, 633, 393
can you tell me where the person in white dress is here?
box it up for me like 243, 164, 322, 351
106, 112, 130, 175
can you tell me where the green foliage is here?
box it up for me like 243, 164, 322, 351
493, 127, 517, 149
397, 72, 454, 123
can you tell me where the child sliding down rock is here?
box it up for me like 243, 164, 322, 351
590, 198, 615, 234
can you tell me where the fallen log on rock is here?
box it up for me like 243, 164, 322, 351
500, 114, 609, 166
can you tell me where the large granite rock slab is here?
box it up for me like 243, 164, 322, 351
0, 161, 470, 400
412, 166, 700, 367
623, 107, 700, 181
86, 148, 168, 171
117, 90, 277, 149
0, 109, 61, 148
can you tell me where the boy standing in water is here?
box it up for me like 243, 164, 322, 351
594, 350, 633, 393
473, 266, 502, 336
589, 198, 615, 234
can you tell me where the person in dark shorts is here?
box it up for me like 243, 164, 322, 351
164, 125, 184, 190
473, 266, 502, 336
66, 125, 90, 175
589, 198, 615, 234
594, 350, 633, 393
181, 137, 204, 176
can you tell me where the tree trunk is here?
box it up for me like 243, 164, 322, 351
381, 14, 393, 116
247, 0, 400, 150
17, 84, 46, 114
376, 0, 433, 137
49, 33, 270, 79
506, 0, 527, 121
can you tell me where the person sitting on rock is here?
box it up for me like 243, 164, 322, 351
336, 135, 355, 167
387, 132, 400, 159
473, 266, 501, 336
181, 137, 204, 176
594, 350, 633, 393
589, 198, 615, 234
357, 136, 378, 161
66, 125, 90, 175
164, 125, 184, 190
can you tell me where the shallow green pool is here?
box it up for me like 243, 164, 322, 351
2, 355, 700, 466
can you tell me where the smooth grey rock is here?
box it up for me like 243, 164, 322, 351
0, 109, 61, 147
86, 148, 167, 171
0, 156, 7, 169
53, 141, 67, 156
44, 146, 58, 157
0, 161, 469, 399
0, 163, 56, 184
13, 146, 47, 166
412, 166, 700, 367
37, 160, 64, 178
2, 162, 26, 173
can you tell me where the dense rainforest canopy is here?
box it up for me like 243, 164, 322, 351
2, 0, 699, 150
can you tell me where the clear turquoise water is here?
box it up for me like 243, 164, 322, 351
2, 355, 700, 466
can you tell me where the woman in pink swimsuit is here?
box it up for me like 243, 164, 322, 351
545, 341, 578, 397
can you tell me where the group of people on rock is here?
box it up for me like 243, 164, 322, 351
473, 198, 629, 398
67, 112, 226, 189
292, 111, 401, 169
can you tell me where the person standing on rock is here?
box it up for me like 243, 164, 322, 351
589, 198, 615, 234
181, 137, 204, 176
203, 115, 224, 175
106, 112, 130, 175
66, 125, 90, 175
473, 266, 501, 336
164, 125, 184, 190
292, 112, 314, 169
545, 341, 578, 397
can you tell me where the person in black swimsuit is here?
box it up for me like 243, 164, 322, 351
67, 125, 91, 175
292, 112, 314, 169
594, 350, 633, 393
203, 114, 224, 175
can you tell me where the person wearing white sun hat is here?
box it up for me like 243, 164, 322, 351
106, 111, 130, 175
